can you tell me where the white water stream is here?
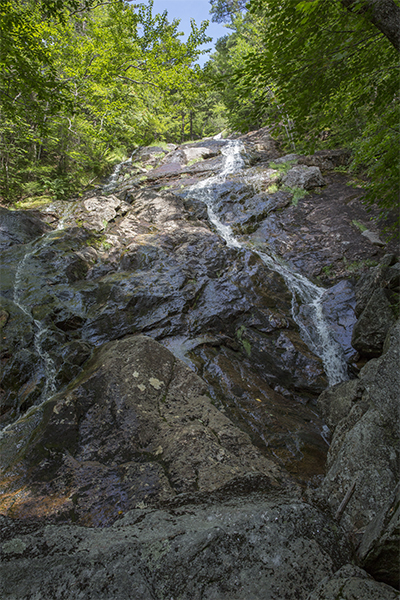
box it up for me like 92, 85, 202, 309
12, 235, 60, 403
187, 140, 349, 386
10, 205, 75, 411
102, 153, 134, 195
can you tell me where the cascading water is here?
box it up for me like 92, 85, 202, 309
187, 140, 349, 386
102, 153, 134, 195
12, 232, 62, 403
8, 156, 131, 413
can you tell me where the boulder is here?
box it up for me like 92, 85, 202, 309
316, 321, 400, 587
298, 149, 351, 171
181, 146, 220, 163
354, 254, 399, 318
0, 495, 352, 600
80, 195, 131, 231
308, 564, 399, 600
272, 153, 299, 165
351, 288, 396, 357
0, 335, 287, 526
281, 165, 326, 190
361, 229, 385, 247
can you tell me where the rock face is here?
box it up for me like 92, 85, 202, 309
308, 564, 400, 600
281, 165, 326, 190
351, 254, 399, 358
0, 127, 398, 598
0, 335, 288, 526
316, 320, 400, 588
0, 176, 332, 480
320, 280, 357, 361
0, 207, 51, 249
0, 495, 352, 600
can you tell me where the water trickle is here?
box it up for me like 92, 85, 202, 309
187, 140, 349, 386
102, 154, 133, 195
12, 234, 61, 403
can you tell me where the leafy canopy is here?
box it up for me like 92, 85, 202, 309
0, 0, 213, 201
231, 0, 400, 225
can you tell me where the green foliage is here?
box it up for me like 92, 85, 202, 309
352, 219, 368, 232
0, 0, 211, 203
283, 187, 309, 206
236, 324, 252, 356
204, 11, 269, 132
269, 160, 298, 174
210, 0, 247, 23
218, 0, 400, 229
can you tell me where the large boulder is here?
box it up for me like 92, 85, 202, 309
298, 149, 351, 171
0, 495, 352, 600
354, 254, 399, 318
351, 254, 399, 357
351, 288, 396, 357
181, 146, 220, 163
0, 335, 288, 527
281, 165, 326, 190
316, 320, 400, 587
79, 195, 131, 231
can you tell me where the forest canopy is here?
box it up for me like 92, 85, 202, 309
206, 0, 400, 228
0, 0, 212, 201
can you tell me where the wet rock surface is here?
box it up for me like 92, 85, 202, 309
0, 335, 289, 526
315, 320, 400, 588
0, 207, 51, 249
0, 494, 352, 600
0, 127, 399, 598
0, 178, 331, 479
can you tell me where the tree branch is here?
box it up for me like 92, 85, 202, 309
340, 0, 400, 51
116, 75, 159, 88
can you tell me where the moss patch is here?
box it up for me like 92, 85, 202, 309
13, 196, 53, 210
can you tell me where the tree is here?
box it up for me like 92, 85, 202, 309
340, 0, 400, 51
209, 0, 248, 22
204, 10, 269, 131
229, 0, 400, 228
0, 0, 211, 201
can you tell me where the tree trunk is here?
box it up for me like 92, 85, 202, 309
181, 112, 185, 143
341, 0, 400, 52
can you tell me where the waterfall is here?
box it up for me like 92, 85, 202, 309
102, 154, 134, 195
12, 232, 64, 404
187, 140, 349, 386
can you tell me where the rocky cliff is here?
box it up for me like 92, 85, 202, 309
0, 128, 398, 599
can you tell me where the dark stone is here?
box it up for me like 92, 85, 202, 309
298, 149, 351, 171
0, 335, 287, 526
354, 255, 399, 318
0, 207, 51, 249
316, 320, 400, 581
352, 288, 396, 357
0, 495, 352, 600
308, 564, 399, 600
320, 280, 357, 361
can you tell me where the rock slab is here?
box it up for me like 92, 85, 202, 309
0, 335, 286, 527
0, 494, 351, 600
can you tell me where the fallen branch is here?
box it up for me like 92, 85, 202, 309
335, 478, 358, 520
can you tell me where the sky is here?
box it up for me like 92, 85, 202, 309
144, 0, 229, 65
